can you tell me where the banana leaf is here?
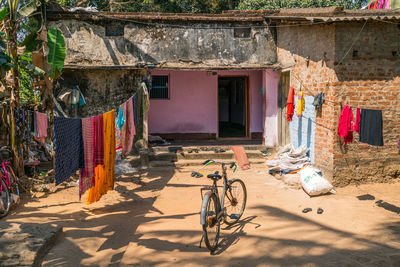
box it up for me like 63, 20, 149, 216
47, 28, 65, 79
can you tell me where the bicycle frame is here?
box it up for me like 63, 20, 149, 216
200, 163, 230, 225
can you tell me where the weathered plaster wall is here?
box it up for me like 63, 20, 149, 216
262, 70, 279, 147
332, 22, 400, 186
57, 69, 143, 117
48, 20, 277, 68
277, 24, 337, 180
289, 95, 316, 163
148, 69, 266, 137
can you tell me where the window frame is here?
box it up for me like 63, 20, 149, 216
150, 75, 170, 100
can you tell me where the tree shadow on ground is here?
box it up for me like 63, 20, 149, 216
2, 169, 400, 266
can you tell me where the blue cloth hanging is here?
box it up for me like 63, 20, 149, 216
54, 117, 85, 185
116, 105, 125, 130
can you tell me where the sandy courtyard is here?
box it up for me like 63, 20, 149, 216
3, 165, 400, 266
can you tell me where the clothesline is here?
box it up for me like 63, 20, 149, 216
53, 92, 138, 120
14, 92, 138, 128
291, 73, 400, 114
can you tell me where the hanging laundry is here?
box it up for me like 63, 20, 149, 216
121, 101, 128, 152
57, 89, 73, 104
116, 105, 125, 130
337, 105, 354, 145
296, 91, 305, 117
79, 117, 95, 199
359, 109, 384, 146
86, 110, 115, 204
54, 117, 85, 185
123, 97, 136, 154
312, 93, 325, 111
287, 87, 295, 122
368, 0, 391, 9
115, 115, 123, 150
72, 86, 86, 107
34, 111, 48, 143
93, 114, 104, 166
353, 108, 361, 133
133, 93, 138, 126
23, 110, 30, 142
14, 108, 24, 138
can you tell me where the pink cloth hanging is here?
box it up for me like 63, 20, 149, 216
125, 97, 136, 154
34, 111, 48, 143
338, 105, 354, 145
122, 98, 136, 155
93, 114, 104, 166
384, 0, 390, 9
79, 117, 95, 199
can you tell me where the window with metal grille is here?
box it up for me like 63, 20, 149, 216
150, 76, 169, 99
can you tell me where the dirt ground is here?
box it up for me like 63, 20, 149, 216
4, 165, 400, 267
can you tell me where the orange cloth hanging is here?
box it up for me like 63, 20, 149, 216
86, 110, 116, 204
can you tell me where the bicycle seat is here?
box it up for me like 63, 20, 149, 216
207, 171, 222, 180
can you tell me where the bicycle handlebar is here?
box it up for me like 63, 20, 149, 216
202, 159, 236, 169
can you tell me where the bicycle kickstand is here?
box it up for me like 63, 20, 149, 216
199, 234, 204, 248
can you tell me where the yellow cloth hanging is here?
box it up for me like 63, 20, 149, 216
86, 110, 116, 204
296, 91, 305, 117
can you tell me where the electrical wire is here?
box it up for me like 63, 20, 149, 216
336, 20, 368, 66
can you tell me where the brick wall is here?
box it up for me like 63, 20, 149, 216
333, 21, 400, 186
277, 21, 400, 186
277, 24, 338, 180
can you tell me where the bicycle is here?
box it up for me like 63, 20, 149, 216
192, 159, 247, 252
0, 146, 20, 218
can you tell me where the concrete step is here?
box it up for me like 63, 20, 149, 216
149, 158, 266, 168
150, 145, 274, 153
148, 150, 265, 161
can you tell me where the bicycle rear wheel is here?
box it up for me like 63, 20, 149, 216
224, 179, 247, 225
0, 178, 11, 218
202, 193, 220, 252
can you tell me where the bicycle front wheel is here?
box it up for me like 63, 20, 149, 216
6, 166, 19, 198
224, 179, 247, 225
202, 193, 220, 252
0, 178, 11, 218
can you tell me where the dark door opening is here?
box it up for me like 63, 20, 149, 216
218, 77, 247, 138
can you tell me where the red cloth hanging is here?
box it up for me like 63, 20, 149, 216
338, 105, 354, 145
287, 87, 295, 122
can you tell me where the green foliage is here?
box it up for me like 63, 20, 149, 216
0, 33, 15, 77
0, 7, 8, 22
47, 28, 66, 79
238, 0, 366, 10
56, 0, 241, 13
19, 62, 36, 104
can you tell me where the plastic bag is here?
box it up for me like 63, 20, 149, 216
300, 166, 335, 196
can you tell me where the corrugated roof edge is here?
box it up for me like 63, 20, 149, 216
46, 11, 266, 22
46, 7, 400, 23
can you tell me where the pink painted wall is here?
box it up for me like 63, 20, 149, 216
148, 69, 265, 136
262, 70, 279, 146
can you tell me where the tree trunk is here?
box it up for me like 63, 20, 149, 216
8, 18, 25, 176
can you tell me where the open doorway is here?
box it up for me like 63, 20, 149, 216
218, 77, 248, 138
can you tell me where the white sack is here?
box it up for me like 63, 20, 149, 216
300, 166, 335, 196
